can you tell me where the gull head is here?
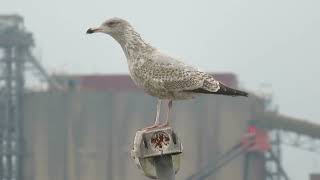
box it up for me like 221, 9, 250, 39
86, 17, 131, 35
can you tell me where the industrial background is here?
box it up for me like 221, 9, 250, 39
1, 15, 320, 180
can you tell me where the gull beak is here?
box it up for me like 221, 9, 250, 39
86, 27, 103, 34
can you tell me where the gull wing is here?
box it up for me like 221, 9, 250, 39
136, 51, 220, 92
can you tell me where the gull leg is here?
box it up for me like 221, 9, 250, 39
159, 100, 172, 128
142, 99, 162, 131
154, 99, 162, 126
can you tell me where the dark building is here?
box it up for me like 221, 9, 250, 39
23, 73, 269, 180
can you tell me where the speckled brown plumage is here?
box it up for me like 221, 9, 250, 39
87, 17, 248, 128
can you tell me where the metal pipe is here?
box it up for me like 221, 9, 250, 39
154, 155, 175, 180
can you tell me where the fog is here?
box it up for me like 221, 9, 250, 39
2, 0, 320, 179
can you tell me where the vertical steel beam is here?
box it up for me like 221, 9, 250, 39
13, 46, 25, 180
274, 131, 281, 180
1, 40, 26, 180
4, 47, 13, 180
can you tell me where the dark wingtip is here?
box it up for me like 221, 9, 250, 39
242, 92, 249, 97
237, 88, 249, 97
86, 28, 94, 34
217, 83, 249, 97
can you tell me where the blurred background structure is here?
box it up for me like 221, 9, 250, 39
1, 14, 320, 180
0, 14, 61, 180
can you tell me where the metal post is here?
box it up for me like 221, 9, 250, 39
154, 155, 175, 180
131, 127, 182, 180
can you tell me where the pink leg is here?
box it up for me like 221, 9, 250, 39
142, 99, 162, 131
159, 100, 172, 128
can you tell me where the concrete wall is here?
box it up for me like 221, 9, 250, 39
22, 90, 265, 180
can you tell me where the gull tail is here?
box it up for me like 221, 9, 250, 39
186, 83, 248, 97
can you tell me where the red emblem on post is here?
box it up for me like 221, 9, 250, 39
151, 131, 170, 151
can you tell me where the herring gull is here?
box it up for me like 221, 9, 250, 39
86, 17, 248, 130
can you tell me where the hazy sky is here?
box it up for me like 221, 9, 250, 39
2, 0, 320, 179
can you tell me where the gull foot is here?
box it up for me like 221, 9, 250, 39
140, 124, 160, 132
158, 122, 170, 128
